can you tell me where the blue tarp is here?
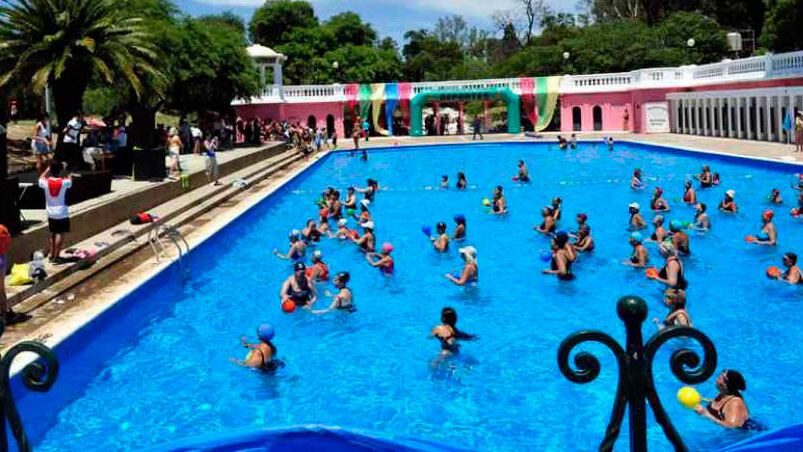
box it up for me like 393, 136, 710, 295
719, 424, 803, 452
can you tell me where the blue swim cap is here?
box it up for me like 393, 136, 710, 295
257, 324, 275, 342
453, 214, 465, 223
630, 232, 644, 242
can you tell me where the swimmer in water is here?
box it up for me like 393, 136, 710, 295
570, 213, 589, 238
456, 172, 467, 190
669, 220, 691, 255
445, 246, 478, 286
356, 199, 372, 223
232, 324, 283, 372
431, 222, 449, 252
431, 307, 476, 357
648, 215, 668, 243
280, 262, 318, 307
535, 206, 556, 235
694, 370, 759, 430
647, 242, 688, 291
328, 190, 343, 220
624, 232, 649, 267
569, 133, 577, 149
312, 271, 355, 314
306, 250, 330, 282
769, 188, 782, 204
366, 242, 394, 274
317, 208, 330, 235
557, 135, 567, 150
692, 203, 711, 231
697, 165, 714, 188
492, 185, 507, 214
453, 215, 467, 241
606, 136, 614, 150
628, 202, 647, 230
719, 190, 738, 213
515, 160, 530, 182
773, 252, 801, 284
440, 175, 449, 189
273, 230, 307, 260
572, 224, 594, 253
551, 197, 562, 221
354, 178, 378, 202
301, 219, 322, 243
683, 180, 697, 205
344, 187, 358, 211
542, 232, 574, 280
793, 192, 803, 217
652, 289, 691, 329
631, 169, 645, 190
751, 210, 777, 246
651, 187, 670, 212
352, 221, 375, 253
329, 218, 355, 240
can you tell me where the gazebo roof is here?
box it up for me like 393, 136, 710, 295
246, 44, 285, 61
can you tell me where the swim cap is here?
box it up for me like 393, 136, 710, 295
381, 242, 394, 253
726, 189, 736, 198
338, 219, 348, 226
312, 250, 322, 261
257, 324, 275, 342
577, 213, 588, 222
335, 271, 350, 284
655, 187, 663, 195
360, 199, 371, 208
630, 232, 644, 242
634, 169, 641, 175
436, 222, 446, 230
459, 246, 477, 259
360, 221, 374, 230
290, 229, 300, 238
653, 215, 664, 224
555, 231, 569, 247
763, 209, 774, 221
453, 214, 465, 223
629, 202, 640, 210
294, 262, 306, 272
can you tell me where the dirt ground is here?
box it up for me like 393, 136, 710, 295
5, 120, 37, 175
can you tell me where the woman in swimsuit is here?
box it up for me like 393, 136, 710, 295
317, 208, 330, 235
456, 172, 467, 190
775, 252, 801, 284
751, 210, 777, 246
651, 187, 670, 212
769, 188, 782, 204
535, 206, 556, 235
630, 169, 645, 190
572, 225, 594, 253
330, 218, 356, 240
653, 289, 691, 329
306, 250, 330, 282
280, 262, 318, 307
515, 160, 530, 182
344, 187, 358, 212
697, 165, 714, 188
366, 242, 394, 274
274, 230, 307, 260
453, 215, 466, 241
440, 175, 449, 189
628, 203, 647, 230
695, 370, 760, 430
431, 307, 476, 357
683, 180, 697, 205
543, 232, 575, 281
302, 219, 322, 243
354, 178, 378, 202
669, 220, 691, 255
551, 197, 562, 222
624, 232, 649, 268
649, 215, 668, 243
351, 221, 375, 253
648, 243, 688, 291
492, 186, 507, 214
692, 203, 711, 231
232, 324, 283, 373
446, 246, 478, 286
431, 222, 449, 252
719, 190, 737, 213
312, 272, 355, 314
328, 190, 343, 220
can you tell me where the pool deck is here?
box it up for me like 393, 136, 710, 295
3, 132, 801, 361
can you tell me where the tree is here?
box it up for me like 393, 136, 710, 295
759, 0, 803, 52
249, 0, 318, 48
402, 30, 464, 81
519, 0, 547, 46
0, 0, 160, 128
321, 12, 377, 47
587, 0, 644, 21
199, 11, 246, 35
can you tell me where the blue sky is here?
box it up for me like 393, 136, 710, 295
176, 0, 575, 44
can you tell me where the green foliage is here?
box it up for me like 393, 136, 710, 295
199, 11, 246, 35
83, 87, 121, 117
760, 0, 803, 52
249, 0, 318, 48
321, 12, 377, 47
324, 46, 402, 83
402, 30, 465, 81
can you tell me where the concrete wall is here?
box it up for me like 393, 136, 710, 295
235, 102, 346, 139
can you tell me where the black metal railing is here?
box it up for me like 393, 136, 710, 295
557, 295, 717, 451
0, 323, 59, 452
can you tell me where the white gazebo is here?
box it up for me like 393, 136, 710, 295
247, 44, 287, 100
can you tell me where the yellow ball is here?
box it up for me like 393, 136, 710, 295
677, 386, 701, 409
482, 198, 491, 206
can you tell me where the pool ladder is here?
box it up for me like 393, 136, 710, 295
148, 223, 191, 282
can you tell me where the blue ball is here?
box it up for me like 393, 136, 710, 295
421, 225, 432, 236
257, 324, 275, 342
757, 232, 770, 241
539, 250, 552, 262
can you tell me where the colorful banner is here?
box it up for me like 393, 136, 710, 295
384, 83, 399, 136
358, 84, 372, 123
398, 82, 413, 129
345, 84, 359, 120
519, 77, 536, 126
534, 76, 561, 132
370, 83, 389, 136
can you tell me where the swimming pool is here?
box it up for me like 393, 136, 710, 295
17, 141, 802, 451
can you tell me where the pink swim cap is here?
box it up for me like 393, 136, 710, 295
381, 242, 394, 253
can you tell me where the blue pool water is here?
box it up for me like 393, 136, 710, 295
19, 142, 802, 451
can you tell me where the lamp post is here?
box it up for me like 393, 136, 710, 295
332, 61, 340, 84
686, 38, 696, 65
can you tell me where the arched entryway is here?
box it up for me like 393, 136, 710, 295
572, 107, 582, 131
326, 114, 335, 136
410, 87, 520, 136
307, 115, 317, 130
592, 106, 603, 131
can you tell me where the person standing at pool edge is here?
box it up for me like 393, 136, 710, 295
39, 161, 73, 263
471, 116, 483, 141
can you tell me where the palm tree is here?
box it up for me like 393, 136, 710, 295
0, 0, 160, 129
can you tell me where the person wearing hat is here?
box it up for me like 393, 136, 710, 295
232, 324, 283, 373
366, 242, 394, 274
648, 215, 668, 243
356, 199, 372, 223
719, 190, 737, 213
751, 210, 777, 246
306, 250, 330, 282
647, 241, 688, 291
452, 215, 466, 241
695, 369, 761, 430
351, 221, 375, 253
329, 218, 353, 240
543, 232, 574, 280
773, 252, 801, 285
650, 187, 670, 212
624, 232, 648, 267
446, 246, 478, 286
280, 262, 317, 307
313, 272, 355, 314
571, 224, 594, 253
273, 230, 307, 260
669, 220, 691, 255
431, 222, 449, 252
628, 202, 647, 230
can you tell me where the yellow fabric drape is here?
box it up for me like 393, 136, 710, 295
370, 83, 389, 136
535, 76, 562, 132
